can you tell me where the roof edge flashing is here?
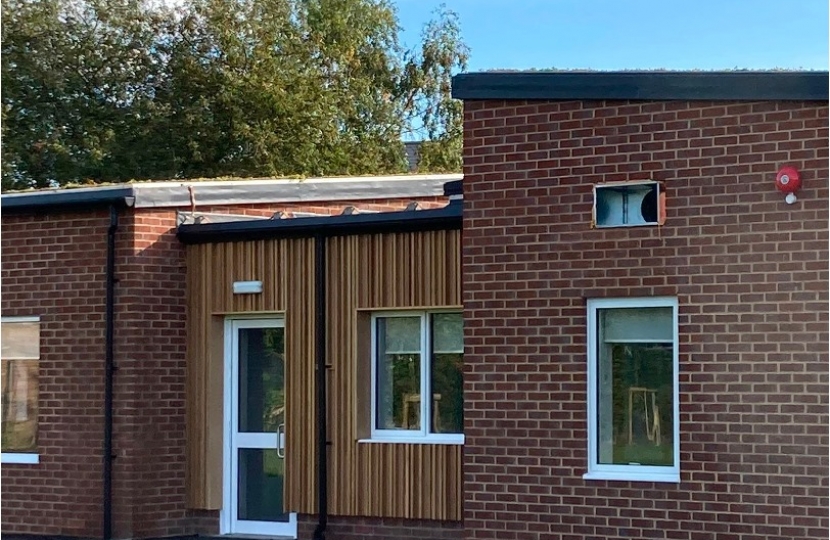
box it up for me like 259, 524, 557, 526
1, 186, 136, 213
177, 203, 462, 244
0, 173, 464, 213
134, 173, 462, 208
451, 71, 830, 102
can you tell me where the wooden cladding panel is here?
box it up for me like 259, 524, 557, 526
283, 240, 317, 514
186, 229, 461, 519
326, 235, 359, 516
357, 230, 461, 308
327, 230, 463, 520
185, 245, 213, 508
185, 239, 317, 512
356, 443, 462, 520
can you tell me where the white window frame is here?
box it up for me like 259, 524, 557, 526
1, 316, 41, 465
584, 297, 680, 483
365, 310, 464, 445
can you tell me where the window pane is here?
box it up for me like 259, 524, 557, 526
601, 307, 672, 342
1, 359, 38, 453
1, 321, 40, 360
237, 448, 288, 522
381, 316, 421, 354
376, 317, 421, 430
432, 313, 463, 353
597, 308, 674, 467
430, 314, 463, 434
238, 328, 284, 433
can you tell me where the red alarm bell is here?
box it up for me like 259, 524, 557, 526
775, 166, 801, 204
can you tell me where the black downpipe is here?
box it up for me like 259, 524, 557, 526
103, 206, 118, 540
313, 234, 328, 540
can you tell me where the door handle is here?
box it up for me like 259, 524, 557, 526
276, 423, 285, 459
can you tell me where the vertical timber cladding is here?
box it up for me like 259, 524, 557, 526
185, 229, 462, 519
184, 239, 317, 512
327, 230, 463, 520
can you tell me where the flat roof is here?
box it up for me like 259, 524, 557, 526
451, 71, 829, 101
1, 173, 462, 213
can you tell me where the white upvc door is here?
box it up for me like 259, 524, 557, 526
222, 318, 296, 537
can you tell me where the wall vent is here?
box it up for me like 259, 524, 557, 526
593, 180, 665, 228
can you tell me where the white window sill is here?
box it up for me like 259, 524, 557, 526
583, 471, 679, 483
359, 436, 464, 446
2, 453, 40, 464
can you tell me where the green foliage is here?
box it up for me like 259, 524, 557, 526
1, 0, 172, 188
430, 352, 463, 433
1, 0, 468, 189
400, 6, 468, 172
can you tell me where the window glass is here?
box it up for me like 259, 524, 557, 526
597, 307, 674, 467
1, 320, 40, 454
430, 313, 463, 434
1, 321, 39, 360
238, 327, 284, 433
375, 317, 421, 431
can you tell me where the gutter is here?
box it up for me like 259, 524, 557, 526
103, 205, 119, 540
0, 186, 135, 213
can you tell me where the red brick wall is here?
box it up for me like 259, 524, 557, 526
461, 100, 829, 539
1, 211, 112, 537
112, 209, 190, 538
1, 195, 449, 539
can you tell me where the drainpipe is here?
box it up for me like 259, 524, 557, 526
313, 234, 328, 540
103, 205, 118, 540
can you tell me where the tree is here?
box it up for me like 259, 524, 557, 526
1, 0, 469, 189
400, 7, 468, 172
1, 0, 172, 188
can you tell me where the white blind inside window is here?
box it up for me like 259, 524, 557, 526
379, 317, 421, 354
1, 321, 40, 360
599, 307, 672, 342
432, 313, 463, 353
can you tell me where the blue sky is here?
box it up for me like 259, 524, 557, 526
395, 0, 829, 71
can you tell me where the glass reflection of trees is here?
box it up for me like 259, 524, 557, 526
430, 313, 463, 434
375, 313, 463, 434
610, 343, 673, 466
376, 316, 421, 430
262, 328, 285, 433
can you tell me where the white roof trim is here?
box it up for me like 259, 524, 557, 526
2, 173, 462, 210
133, 173, 460, 208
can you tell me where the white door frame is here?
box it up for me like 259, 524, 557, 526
220, 317, 297, 537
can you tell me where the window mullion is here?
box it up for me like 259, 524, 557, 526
370, 315, 378, 437
421, 313, 429, 437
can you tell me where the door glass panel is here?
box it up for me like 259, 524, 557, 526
237, 448, 287, 522
238, 328, 285, 433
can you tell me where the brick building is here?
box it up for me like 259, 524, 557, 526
453, 71, 829, 540
1, 174, 459, 540
1, 71, 828, 540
